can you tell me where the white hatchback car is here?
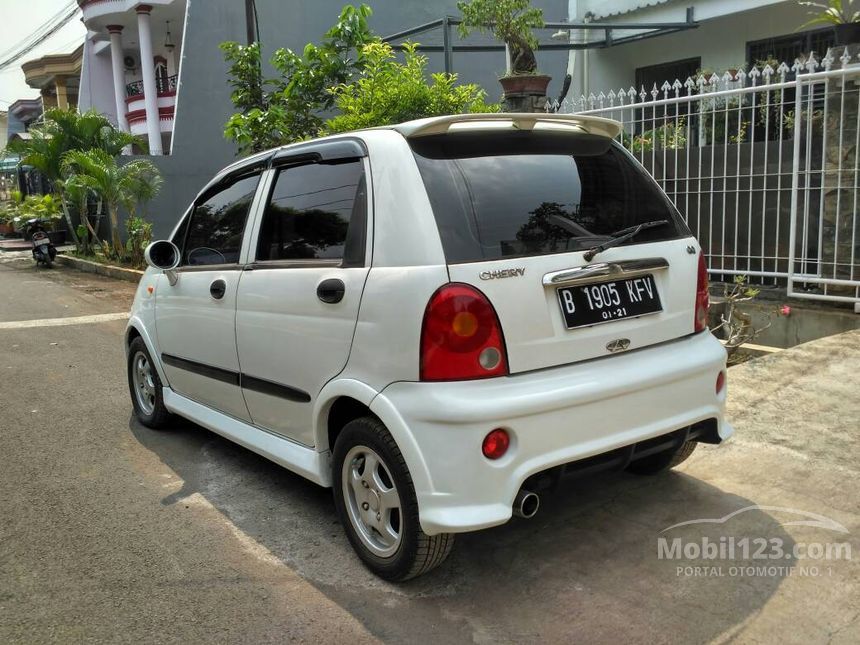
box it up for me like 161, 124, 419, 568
127, 113, 732, 580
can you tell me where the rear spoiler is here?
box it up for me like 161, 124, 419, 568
393, 113, 623, 140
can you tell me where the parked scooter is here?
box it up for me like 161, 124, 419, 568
23, 218, 57, 268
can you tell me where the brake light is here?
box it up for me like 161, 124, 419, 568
420, 283, 508, 381
695, 252, 710, 333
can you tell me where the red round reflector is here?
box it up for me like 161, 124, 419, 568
482, 428, 510, 460
716, 371, 726, 394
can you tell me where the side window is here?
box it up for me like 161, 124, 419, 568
182, 173, 260, 266
256, 159, 367, 266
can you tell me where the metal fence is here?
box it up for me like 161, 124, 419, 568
560, 52, 860, 305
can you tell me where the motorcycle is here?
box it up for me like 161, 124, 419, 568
23, 218, 57, 268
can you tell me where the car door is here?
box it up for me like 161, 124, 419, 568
155, 170, 263, 422
236, 144, 371, 447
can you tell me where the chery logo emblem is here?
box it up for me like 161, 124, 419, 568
479, 267, 525, 280
606, 338, 631, 353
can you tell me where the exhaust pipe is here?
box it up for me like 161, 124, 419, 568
512, 489, 540, 519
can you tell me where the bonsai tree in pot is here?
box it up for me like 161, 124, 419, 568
457, 0, 548, 104
800, 0, 860, 46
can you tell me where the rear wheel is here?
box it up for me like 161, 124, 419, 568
626, 441, 697, 475
332, 416, 454, 581
128, 337, 173, 429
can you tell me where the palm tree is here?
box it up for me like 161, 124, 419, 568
5, 108, 142, 248
62, 149, 162, 256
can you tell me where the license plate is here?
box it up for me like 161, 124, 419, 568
556, 274, 662, 329
36, 239, 51, 247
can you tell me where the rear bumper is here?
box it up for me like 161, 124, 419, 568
370, 331, 732, 535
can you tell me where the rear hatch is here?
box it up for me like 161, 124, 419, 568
409, 126, 699, 374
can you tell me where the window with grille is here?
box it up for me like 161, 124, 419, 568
747, 28, 835, 67
634, 57, 701, 134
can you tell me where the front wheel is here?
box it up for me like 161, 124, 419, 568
332, 417, 454, 581
127, 337, 173, 429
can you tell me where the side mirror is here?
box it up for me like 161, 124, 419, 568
144, 240, 180, 271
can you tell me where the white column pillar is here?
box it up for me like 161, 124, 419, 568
136, 4, 162, 155
107, 26, 129, 132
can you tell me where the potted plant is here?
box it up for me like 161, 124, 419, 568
800, 0, 860, 46
0, 208, 14, 236
457, 0, 549, 101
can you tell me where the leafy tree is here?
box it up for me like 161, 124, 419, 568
5, 108, 142, 248
221, 4, 377, 153
61, 150, 162, 257
324, 42, 498, 134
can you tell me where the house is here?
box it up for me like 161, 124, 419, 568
5, 98, 43, 142
567, 0, 827, 100
21, 44, 83, 112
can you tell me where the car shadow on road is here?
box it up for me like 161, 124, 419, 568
130, 416, 794, 643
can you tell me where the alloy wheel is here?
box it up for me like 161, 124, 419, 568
341, 445, 403, 558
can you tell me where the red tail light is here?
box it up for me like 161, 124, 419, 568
695, 252, 710, 333
420, 283, 508, 381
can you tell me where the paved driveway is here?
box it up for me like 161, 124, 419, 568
1, 256, 858, 644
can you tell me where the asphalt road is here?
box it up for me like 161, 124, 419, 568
1, 254, 859, 644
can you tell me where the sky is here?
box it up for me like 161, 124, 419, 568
0, 0, 87, 110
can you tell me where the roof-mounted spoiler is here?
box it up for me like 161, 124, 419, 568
394, 113, 623, 140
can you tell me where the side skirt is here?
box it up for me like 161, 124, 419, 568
162, 387, 332, 487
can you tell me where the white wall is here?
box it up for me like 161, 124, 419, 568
569, 0, 812, 100
77, 38, 119, 124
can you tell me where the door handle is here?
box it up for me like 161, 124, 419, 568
209, 279, 227, 300
317, 278, 345, 304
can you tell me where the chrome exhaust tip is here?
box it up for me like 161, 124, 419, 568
512, 489, 540, 519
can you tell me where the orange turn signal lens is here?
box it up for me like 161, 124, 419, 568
452, 311, 479, 337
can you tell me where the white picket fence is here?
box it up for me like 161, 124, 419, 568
558, 52, 860, 305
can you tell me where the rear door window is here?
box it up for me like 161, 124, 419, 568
410, 133, 688, 264
255, 159, 367, 266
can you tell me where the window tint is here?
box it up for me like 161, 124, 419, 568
256, 159, 367, 265
411, 133, 687, 264
183, 174, 259, 266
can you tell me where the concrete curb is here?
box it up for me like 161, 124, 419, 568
56, 254, 144, 283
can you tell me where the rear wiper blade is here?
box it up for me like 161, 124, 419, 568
582, 220, 669, 262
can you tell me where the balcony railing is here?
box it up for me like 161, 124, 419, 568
156, 74, 178, 94
125, 74, 177, 98
125, 80, 144, 97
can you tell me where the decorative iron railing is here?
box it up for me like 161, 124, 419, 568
125, 75, 177, 98
125, 80, 144, 97
156, 74, 178, 94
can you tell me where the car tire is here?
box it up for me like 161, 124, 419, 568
332, 416, 454, 581
626, 440, 697, 476
127, 337, 173, 429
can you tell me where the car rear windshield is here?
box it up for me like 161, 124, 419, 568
410, 132, 689, 264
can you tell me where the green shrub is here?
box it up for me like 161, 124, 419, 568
323, 42, 498, 135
